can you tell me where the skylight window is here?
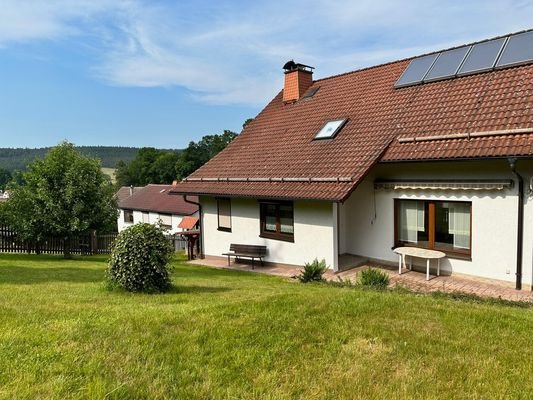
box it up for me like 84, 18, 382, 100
314, 119, 347, 140
302, 86, 320, 99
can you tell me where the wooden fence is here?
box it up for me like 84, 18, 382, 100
0, 224, 117, 255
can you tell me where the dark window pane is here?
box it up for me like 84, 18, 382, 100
264, 204, 277, 232
424, 46, 470, 81
458, 37, 506, 75
496, 31, 533, 68
279, 204, 294, 234
395, 54, 438, 87
434, 202, 470, 251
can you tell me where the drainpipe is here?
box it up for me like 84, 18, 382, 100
509, 158, 524, 290
183, 195, 204, 259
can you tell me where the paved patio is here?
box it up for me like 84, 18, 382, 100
188, 256, 533, 303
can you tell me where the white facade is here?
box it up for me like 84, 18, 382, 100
340, 160, 533, 288
201, 197, 337, 268
117, 209, 198, 234
199, 159, 533, 289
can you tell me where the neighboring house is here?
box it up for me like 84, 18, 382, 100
0, 190, 9, 203
172, 30, 533, 290
117, 184, 198, 234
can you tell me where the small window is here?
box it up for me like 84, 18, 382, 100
314, 118, 347, 140
142, 212, 150, 223
395, 199, 471, 258
159, 214, 172, 229
217, 198, 231, 232
123, 209, 134, 223
260, 201, 294, 242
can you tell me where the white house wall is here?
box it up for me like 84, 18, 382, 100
201, 197, 337, 268
117, 209, 198, 234
341, 160, 533, 287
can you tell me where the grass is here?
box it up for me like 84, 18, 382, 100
1, 254, 533, 399
101, 167, 116, 184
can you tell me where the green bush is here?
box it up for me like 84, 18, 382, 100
358, 268, 390, 289
298, 258, 328, 283
107, 223, 174, 293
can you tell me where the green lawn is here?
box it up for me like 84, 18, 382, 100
1, 254, 532, 399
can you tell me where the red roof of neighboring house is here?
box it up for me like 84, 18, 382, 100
178, 216, 199, 230
172, 32, 533, 202
119, 184, 198, 215
116, 186, 142, 203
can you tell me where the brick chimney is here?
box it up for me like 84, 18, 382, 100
282, 60, 314, 103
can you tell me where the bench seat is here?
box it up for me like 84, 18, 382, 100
223, 244, 267, 269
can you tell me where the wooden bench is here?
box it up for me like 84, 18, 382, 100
223, 244, 267, 269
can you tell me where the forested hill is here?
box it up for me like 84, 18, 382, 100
0, 146, 176, 171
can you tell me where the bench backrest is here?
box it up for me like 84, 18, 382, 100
230, 243, 267, 256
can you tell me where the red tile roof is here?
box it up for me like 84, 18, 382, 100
116, 186, 142, 203
119, 185, 198, 215
172, 34, 533, 201
178, 216, 199, 230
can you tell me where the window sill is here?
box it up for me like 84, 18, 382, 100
259, 233, 294, 243
218, 227, 232, 233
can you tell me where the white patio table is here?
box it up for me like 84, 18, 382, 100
393, 247, 446, 281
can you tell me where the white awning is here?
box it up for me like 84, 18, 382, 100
374, 180, 513, 191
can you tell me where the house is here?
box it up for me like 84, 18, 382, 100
171, 30, 533, 290
116, 186, 142, 203
117, 184, 199, 234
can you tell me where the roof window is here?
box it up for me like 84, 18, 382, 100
314, 118, 347, 140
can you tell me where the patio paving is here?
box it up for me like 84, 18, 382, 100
188, 256, 533, 303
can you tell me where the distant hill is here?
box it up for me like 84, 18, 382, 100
0, 146, 180, 172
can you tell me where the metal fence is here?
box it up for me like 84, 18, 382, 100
0, 224, 117, 255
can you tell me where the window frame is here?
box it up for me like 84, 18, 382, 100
259, 201, 294, 242
217, 198, 232, 232
123, 209, 134, 223
394, 199, 472, 259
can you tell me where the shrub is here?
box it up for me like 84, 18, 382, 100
358, 268, 390, 289
298, 258, 328, 283
107, 223, 174, 293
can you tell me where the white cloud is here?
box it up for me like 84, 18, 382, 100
0, 0, 532, 105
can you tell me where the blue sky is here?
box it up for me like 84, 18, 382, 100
0, 0, 531, 149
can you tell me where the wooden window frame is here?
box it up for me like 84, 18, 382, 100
123, 209, 134, 223
159, 213, 173, 229
394, 199, 472, 259
259, 201, 294, 242
217, 198, 232, 232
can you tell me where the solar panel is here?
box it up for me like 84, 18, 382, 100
424, 46, 470, 81
394, 54, 438, 87
496, 30, 533, 68
458, 37, 506, 75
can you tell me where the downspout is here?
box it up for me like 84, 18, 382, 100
183, 195, 204, 259
509, 159, 524, 290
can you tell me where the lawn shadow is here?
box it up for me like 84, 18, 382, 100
0, 266, 103, 285
169, 285, 231, 295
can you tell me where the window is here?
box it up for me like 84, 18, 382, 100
159, 214, 172, 229
123, 209, 134, 223
260, 202, 294, 242
142, 212, 150, 223
395, 199, 471, 257
217, 198, 231, 232
314, 118, 347, 140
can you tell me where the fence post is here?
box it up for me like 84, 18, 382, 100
91, 230, 98, 255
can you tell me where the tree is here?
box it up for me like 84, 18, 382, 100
176, 130, 238, 179
115, 148, 180, 186
2, 142, 118, 258
0, 168, 11, 190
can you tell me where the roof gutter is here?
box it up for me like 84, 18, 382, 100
509, 158, 524, 290
183, 195, 204, 259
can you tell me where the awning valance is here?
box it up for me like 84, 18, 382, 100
374, 179, 513, 191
